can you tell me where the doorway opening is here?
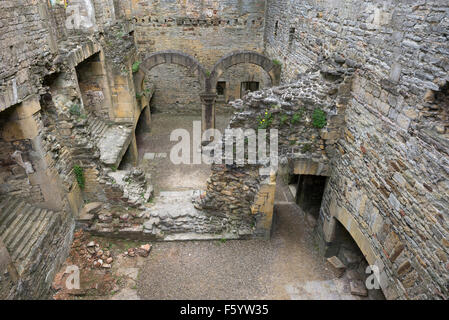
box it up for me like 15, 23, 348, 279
294, 174, 327, 220
240, 81, 260, 98
330, 219, 387, 300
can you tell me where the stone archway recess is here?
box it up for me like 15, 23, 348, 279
141, 50, 281, 135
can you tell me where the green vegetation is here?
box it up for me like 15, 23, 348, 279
301, 143, 312, 153
69, 104, 81, 116
291, 109, 304, 125
132, 61, 141, 73
272, 59, 282, 67
312, 108, 327, 129
258, 110, 273, 129
280, 114, 289, 126
73, 165, 85, 189
136, 92, 143, 100
116, 30, 125, 39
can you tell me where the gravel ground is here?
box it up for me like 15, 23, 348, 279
136, 180, 364, 300
133, 112, 383, 300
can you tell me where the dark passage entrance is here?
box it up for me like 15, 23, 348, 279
295, 175, 327, 219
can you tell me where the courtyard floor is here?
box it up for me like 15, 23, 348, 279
133, 179, 382, 300
136, 112, 233, 195
53, 112, 384, 300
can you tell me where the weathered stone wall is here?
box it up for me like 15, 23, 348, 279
264, 0, 449, 299
0, 1, 58, 112
0, 107, 45, 203
132, 0, 268, 113
147, 64, 203, 114
0, 0, 145, 299
196, 63, 350, 238
216, 64, 272, 111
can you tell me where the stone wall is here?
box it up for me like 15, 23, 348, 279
0, 105, 44, 203
0, 0, 146, 299
0, 1, 58, 112
216, 64, 272, 111
196, 62, 350, 238
132, 0, 269, 113
264, 0, 449, 299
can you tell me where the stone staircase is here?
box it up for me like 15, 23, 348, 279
87, 115, 109, 144
0, 197, 62, 277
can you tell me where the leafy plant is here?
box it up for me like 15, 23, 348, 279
280, 114, 289, 126
69, 104, 81, 116
132, 61, 141, 73
272, 59, 282, 67
312, 108, 327, 129
73, 165, 85, 189
301, 143, 312, 153
291, 109, 304, 125
136, 92, 143, 100
258, 110, 273, 129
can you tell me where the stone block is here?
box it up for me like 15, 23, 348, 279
327, 256, 346, 277
350, 280, 368, 297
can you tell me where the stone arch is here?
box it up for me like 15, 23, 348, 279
141, 50, 208, 91
323, 211, 392, 299
207, 51, 281, 93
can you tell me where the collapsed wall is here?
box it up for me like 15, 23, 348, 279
264, 0, 449, 299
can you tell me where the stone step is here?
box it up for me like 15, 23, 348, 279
0, 197, 22, 227
0, 197, 65, 276
88, 116, 109, 140
15, 211, 59, 275
2, 205, 37, 247
0, 201, 28, 238
91, 120, 103, 136
8, 208, 43, 255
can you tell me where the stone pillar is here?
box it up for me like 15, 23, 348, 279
129, 132, 139, 166
141, 105, 151, 131
252, 171, 277, 239
200, 93, 217, 136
